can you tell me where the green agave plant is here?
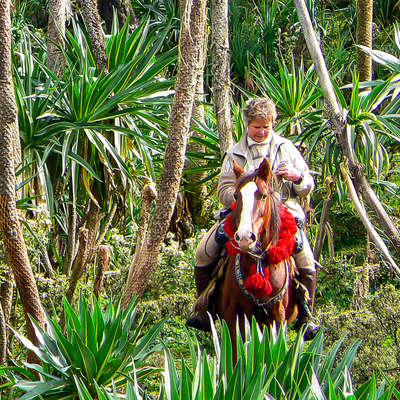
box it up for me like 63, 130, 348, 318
159, 318, 400, 400
5, 313, 399, 400
0, 296, 166, 399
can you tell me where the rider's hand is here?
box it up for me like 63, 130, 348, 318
276, 163, 302, 183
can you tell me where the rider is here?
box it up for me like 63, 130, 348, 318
186, 97, 320, 339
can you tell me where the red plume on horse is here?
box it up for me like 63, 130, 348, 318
193, 158, 300, 358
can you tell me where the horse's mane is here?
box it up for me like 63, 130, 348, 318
235, 169, 281, 247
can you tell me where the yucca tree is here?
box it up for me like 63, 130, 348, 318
13, 14, 177, 275
41, 16, 176, 205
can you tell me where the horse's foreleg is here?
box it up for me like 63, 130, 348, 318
271, 300, 286, 329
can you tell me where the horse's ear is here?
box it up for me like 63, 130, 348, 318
257, 158, 271, 181
233, 160, 245, 178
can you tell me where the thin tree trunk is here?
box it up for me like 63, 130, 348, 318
96, 201, 117, 247
0, 302, 6, 364
47, 0, 66, 76
93, 244, 110, 297
356, 0, 373, 82
123, 183, 156, 305
341, 163, 400, 276
65, 228, 90, 304
0, 0, 46, 349
0, 272, 13, 327
64, 189, 77, 275
212, 0, 233, 155
97, 0, 138, 33
293, 0, 400, 271
184, 24, 209, 227
122, 0, 207, 303
313, 177, 334, 262
86, 200, 102, 264
81, 0, 108, 73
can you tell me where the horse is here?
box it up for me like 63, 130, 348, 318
208, 158, 299, 359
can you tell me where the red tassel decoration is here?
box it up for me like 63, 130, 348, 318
244, 264, 273, 297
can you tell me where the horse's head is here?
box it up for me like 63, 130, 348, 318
232, 158, 280, 252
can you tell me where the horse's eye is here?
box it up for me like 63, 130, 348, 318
256, 192, 268, 200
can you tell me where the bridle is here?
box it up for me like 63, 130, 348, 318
230, 177, 290, 309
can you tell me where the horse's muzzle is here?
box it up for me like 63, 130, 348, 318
234, 231, 257, 250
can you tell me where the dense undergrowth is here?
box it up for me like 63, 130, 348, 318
1, 292, 400, 399
3, 204, 400, 395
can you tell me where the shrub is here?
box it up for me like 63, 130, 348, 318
0, 296, 166, 399
319, 284, 400, 386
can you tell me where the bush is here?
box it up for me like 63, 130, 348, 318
0, 296, 166, 399
319, 284, 400, 386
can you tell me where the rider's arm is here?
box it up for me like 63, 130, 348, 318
217, 155, 237, 207
287, 143, 314, 198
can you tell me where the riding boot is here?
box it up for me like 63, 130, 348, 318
294, 268, 320, 341
186, 264, 216, 332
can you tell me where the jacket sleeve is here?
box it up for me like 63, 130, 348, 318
288, 143, 314, 197
217, 154, 237, 207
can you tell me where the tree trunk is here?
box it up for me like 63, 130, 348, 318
293, 0, 400, 272
122, 0, 207, 303
184, 23, 209, 228
64, 186, 77, 275
0, 302, 6, 364
47, 0, 66, 76
93, 244, 110, 297
0, 0, 46, 348
212, 0, 233, 156
81, 0, 108, 73
123, 183, 156, 305
341, 163, 400, 276
313, 177, 334, 262
65, 227, 90, 304
0, 271, 14, 327
356, 0, 373, 82
97, 0, 138, 33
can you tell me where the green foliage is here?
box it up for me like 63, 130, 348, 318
159, 318, 399, 400
2, 293, 400, 399
12, 13, 177, 232
374, 0, 400, 28
320, 284, 400, 387
252, 57, 323, 137
229, 0, 299, 89
0, 296, 166, 399
317, 256, 357, 310
318, 1, 357, 83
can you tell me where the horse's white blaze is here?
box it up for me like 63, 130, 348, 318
236, 181, 257, 249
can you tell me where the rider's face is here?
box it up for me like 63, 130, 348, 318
247, 118, 274, 143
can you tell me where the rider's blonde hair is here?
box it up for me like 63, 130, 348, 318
243, 97, 277, 123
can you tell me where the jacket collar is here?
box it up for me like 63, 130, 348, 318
231, 130, 286, 158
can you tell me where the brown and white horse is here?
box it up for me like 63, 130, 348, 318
214, 158, 298, 359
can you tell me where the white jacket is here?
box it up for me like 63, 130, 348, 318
217, 131, 314, 220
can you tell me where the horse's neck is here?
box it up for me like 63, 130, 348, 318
237, 253, 257, 276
